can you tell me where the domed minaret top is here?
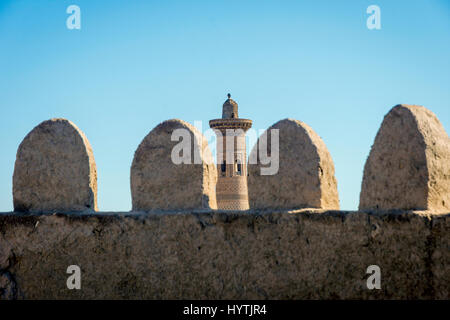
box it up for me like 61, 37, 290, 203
222, 93, 239, 119
210, 94, 252, 131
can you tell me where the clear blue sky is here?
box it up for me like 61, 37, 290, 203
1, 0, 449, 212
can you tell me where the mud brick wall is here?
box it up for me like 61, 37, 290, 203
0, 209, 448, 300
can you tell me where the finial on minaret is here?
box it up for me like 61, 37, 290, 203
227, 93, 231, 99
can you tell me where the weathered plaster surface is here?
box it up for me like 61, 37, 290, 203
0, 209, 448, 299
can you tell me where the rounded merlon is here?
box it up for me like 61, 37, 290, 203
248, 118, 339, 210
130, 119, 217, 211
359, 104, 450, 212
13, 118, 98, 213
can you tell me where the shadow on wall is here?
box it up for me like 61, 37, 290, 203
10, 104, 450, 214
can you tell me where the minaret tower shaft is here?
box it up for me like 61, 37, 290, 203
209, 94, 252, 210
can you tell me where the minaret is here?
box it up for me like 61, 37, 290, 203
209, 94, 252, 210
